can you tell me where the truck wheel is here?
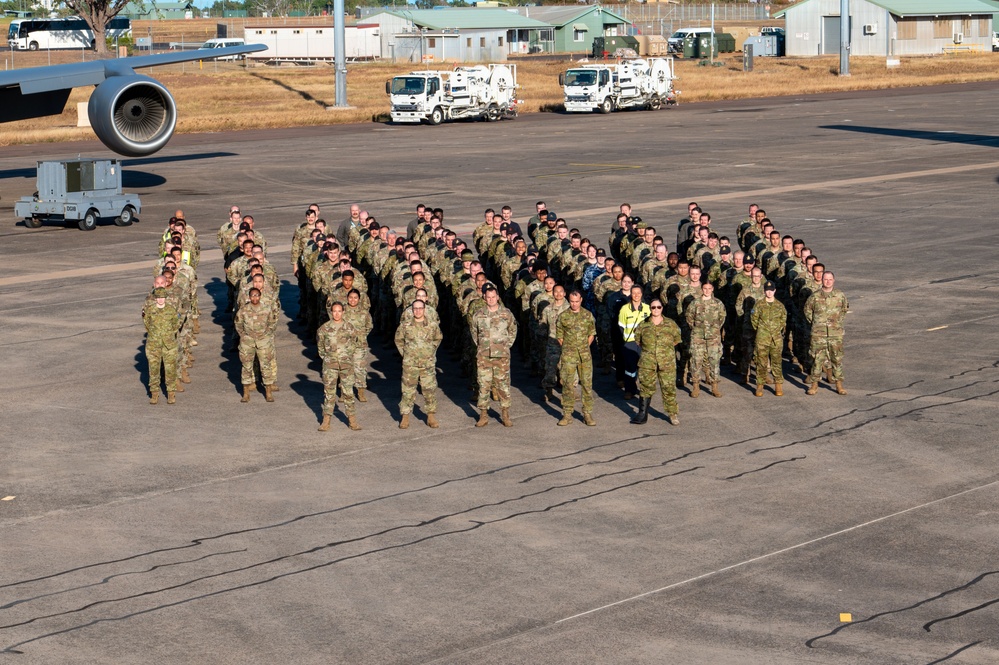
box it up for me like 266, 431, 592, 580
25, 216, 43, 229
486, 104, 501, 122
79, 209, 99, 232
28, 41, 39, 51
115, 205, 136, 227
649, 95, 662, 110
428, 107, 444, 126
599, 97, 613, 114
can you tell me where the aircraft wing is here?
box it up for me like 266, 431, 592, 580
0, 44, 268, 95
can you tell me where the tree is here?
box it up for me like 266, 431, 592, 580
63, 0, 133, 55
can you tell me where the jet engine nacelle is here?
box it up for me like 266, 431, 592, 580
88, 75, 177, 157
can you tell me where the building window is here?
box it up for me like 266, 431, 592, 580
960, 18, 972, 36
270, 30, 277, 34
293, 29, 300, 34
933, 18, 954, 39
467, 37, 472, 47
255, 30, 263, 35
480, 37, 486, 47
573, 29, 585, 42
978, 18, 990, 37
316, 30, 323, 34
897, 18, 917, 40
498, 36, 503, 47
428, 37, 436, 48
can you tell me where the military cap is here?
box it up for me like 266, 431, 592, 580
316, 234, 327, 243
744, 255, 756, 264
629, 216, 642, 225
152, 287, 168, 298
461, 249, 475, 261
719, 246, 731, 255
764, 280, 777, 291
596, 248, 607, 257
546, 212, 557, 222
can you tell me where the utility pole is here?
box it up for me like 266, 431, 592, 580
839, 0, 850, 76
333, 0, 346, 105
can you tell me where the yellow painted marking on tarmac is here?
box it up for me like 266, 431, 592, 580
839, 613, 853, 622
926, 325, 949, 331
1, 496, 15, 501
536, 165, 643, 179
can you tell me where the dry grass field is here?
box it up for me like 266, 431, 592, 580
2, 51, 998, 147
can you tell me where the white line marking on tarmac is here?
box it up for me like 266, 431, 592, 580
926, 325, 949, 331
554, 479, 999, 625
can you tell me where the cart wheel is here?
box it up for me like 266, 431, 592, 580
79, 209, 99, 231
115, 205, 136, 227
25, 216, 43, 229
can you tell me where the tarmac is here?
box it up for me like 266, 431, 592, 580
1, 80, 998, 664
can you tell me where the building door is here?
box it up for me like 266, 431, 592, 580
822, 16, 840, 54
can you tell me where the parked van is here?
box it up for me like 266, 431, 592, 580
198, 37, 245, 60
667, 27, 712, 54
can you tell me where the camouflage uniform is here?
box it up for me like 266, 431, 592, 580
634, 317, 683, 417
685, 296, 726, 386
317, 318, 359, 417
556, 308, 597, 416
736, 283, 766, 378
751, 299, 787, 385
804, 288, 849, 383
470, 305, 518, 409
395, 315, 442, 416
144, 301, 180, 397
343, 302, 373, 391
234, 299, 279, 387
541, 299, 570, 390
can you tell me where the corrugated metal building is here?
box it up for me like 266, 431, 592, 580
244, 24, 380, 61
775, 0, 996, 56
366, 9, 553, 62
509, 6, 630, 54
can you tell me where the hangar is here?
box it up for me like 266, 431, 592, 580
775, 0, 996, 56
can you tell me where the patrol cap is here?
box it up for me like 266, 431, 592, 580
719, 246, 731, 255
316, 234, 327, 243
744, 255, 756, 264
596, 248, 607, 257
764, 280, 777, 291
461, 249, 475, 261
546, 212, 557, 222
152, 287, 168, 298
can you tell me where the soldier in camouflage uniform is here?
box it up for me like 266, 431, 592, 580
735, 266, 766, 384
540, 285, 569, 402
471, 285, 518, 427
396, 299, 443, 428
234, 288, 279, 403
631, 299, 682, 425
804, 271, 849, 395
685, 282, 726, 398
143, 287, 180, 404
750, 281, 787, 397
317, 301, 362, 431
556, 290, 597, 426
291, 208, 318, 319
343, 289, 374, 403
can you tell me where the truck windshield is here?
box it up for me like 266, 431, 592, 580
564, 70, 597, 87
391, 77, 426, 95
669, 31, 689, 40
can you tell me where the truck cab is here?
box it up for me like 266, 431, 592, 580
561, 66, 614, 113
388, 72, 445, 124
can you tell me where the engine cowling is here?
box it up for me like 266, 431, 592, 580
88, 75, 177, 157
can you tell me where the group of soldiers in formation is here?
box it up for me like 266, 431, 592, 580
142, 198, 849, 430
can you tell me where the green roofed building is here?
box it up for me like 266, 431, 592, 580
509, 6, 630, 54
774, 0, 996, 55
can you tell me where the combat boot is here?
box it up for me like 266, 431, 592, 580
181, 368, 191, 384
241, 385, 251, 403
501, 408, 512, 427
166, 392, 176, 404
630, 398, 649, 425
668, 413, 679, 426
271, 385, 279, 392
427, 413, 439, 429
754, 381, 764, 397
806, 382, 818, 395
475, 409, 489, 427
774, 383, 784, 397
583, 413, 596, 427
347, 414, 361, 431
545, 387, 555, 402
710, 383, 722, 398
825, 367, 833, 384
690, 383, 700, 398
264, 385, 274, 402
835, 381, 847, 395
149, 393, 159, 405
192, 318, 200, 334
318, 414, 331, 431
399, 414, 410, 429
557, 411, 573, 426
175, 380, 184, 393
356, 388, 367, 403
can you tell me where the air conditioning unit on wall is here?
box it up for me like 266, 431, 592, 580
863, 23, 877, 35
953, 32, 964, 43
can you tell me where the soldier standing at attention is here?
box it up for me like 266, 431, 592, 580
631, 299, 682, 425
471, 285, 518, 427
234, 287, 279, 403
396, 299, 443, 429
751, 281, 787, 397
805, 271, 849, 395
143, 287, 180, 405
540, 285, 569, 403
686, 281, 726, 398
556, 290, 597, 426
343, 289, 374, 403
317, 302, 362, 431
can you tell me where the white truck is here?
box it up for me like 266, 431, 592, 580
560, 58, 677, 114
387, 64, 519, 125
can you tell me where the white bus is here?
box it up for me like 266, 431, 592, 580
7, 17, 131, 51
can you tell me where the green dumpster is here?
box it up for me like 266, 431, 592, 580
716, 32, 736, 53
696, 34, 718, 58
682, 34, 697, 58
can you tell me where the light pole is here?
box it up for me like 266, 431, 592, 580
839, 0, 850, 76
333, 0, 346, 106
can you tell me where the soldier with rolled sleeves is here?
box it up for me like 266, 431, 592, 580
556, 290, 597, 427
804, 271, 849, 395
143, 287, 181, 405
317, 301, 362, 432
685, 281, 726, 398
234, 287, 279, 403
631, 298, 682, 425
471, 285, 518, 427
751, 281, 787, 397
396, 299, 443, 429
